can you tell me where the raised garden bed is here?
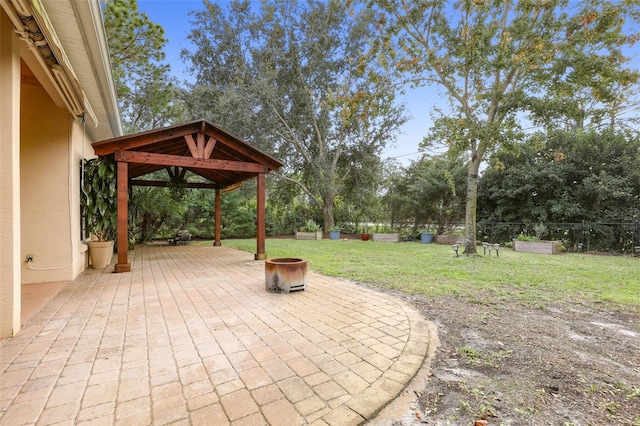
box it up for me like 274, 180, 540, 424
295, 231, 322, 240
513, 240, 562, 255
372, 233, 400, 242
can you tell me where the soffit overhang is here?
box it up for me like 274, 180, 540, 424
1, 0, 122, 140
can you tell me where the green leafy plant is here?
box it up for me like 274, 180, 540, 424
516, 233, 537, 242
168, 174, 188, 201
534, 223, 548, 240
339, 223, 356, 234
82, 157, 117, 242
460, 345, 481, 359
300, 219, 321, 232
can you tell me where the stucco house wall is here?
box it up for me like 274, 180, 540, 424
0, 0, 121, 338
0, 10, 23, 338
20, 84, 87, 283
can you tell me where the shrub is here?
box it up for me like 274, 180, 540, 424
300, 219, 321, 232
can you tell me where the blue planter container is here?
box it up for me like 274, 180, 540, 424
420, 233, 435, 244
329, 230, 341, 240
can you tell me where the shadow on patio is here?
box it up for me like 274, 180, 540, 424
0, 245, 432, 425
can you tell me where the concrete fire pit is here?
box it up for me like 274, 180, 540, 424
265, 258, 307, 293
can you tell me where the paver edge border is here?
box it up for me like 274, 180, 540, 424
318, 292, 438, 425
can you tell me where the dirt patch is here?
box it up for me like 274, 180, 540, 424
369, 291, 640, 425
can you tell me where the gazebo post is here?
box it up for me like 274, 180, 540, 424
114, 160, 131, 272
213, 188, 222, 246
255, 173, 267, 260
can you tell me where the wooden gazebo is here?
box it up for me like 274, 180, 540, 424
92, 119, 284, 272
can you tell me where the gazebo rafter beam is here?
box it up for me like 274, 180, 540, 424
204, 137, 217, 158
130, 180, 219, 189
115, 151, 268, 173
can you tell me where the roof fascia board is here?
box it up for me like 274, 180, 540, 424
70, 0, 122, 137
93, 123, 203, 155
2, 0, 103, 132
29, 0, 89, 119
2, 0, 67, 109
203, 121, 284, 169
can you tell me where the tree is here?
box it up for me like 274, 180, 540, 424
128, 185, 177, 242
340, 143, 386, 230
408, 154, 467, 232
479, 129, 640, 224
182, 0, 406, 231
366, 0, 640, 253
383, 154, 467, 232
103, 0, 185, 133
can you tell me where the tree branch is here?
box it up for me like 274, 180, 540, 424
275, 173, 322, 206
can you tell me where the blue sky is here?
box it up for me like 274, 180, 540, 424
137, 0, 432, 165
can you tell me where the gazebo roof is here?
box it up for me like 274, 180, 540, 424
92, 119, 283, 190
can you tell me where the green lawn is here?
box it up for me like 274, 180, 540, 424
201, 239, 640, 308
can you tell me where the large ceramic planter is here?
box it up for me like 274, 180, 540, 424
329, 230, 341, 240
360, 233, 370, 241
295, 231, 322, 240
513, 240, 562, 255
265, 258, 307, 293
420, 233, 435, 244
87, 240, 114, 268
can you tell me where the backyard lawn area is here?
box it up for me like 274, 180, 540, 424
215, 238, 640, 425
220, 238, 639, 306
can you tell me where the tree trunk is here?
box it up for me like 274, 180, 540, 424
464, 157, 481, 254
322, 196, 334, 233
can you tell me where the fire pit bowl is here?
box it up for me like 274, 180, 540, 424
265, 258, 307, 293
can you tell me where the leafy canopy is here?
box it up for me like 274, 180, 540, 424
182, 0, 406, 231
103, 0, 186, 133
479, 129, 640, 224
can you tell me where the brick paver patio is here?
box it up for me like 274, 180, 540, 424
0, 244, 431, 425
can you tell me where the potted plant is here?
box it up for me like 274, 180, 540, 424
295, 219, 323, 240
81, 157, 117, 268
360, 225, 370, 241
419, 228, 436, 244
329, 227, 341, 240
